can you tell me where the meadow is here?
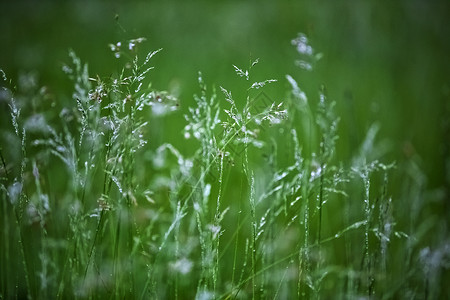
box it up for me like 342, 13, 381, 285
1, 1, 449, 299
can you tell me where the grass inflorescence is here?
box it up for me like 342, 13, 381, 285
0, 34, 449, 299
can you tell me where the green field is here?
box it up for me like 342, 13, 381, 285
1, 1, 449, 299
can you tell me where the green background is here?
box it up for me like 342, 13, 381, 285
1, 1, 449, 190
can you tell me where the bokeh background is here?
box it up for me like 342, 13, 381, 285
1, 0, 449, 192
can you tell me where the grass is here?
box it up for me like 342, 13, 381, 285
0, 32, 449, 299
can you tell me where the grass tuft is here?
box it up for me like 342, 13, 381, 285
0, 33, 448, 299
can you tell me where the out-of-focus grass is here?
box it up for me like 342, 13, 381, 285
1, 1, 448, 185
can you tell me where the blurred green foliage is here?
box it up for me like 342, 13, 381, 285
1, 1, 448, 189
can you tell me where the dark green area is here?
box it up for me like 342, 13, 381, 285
1, 1, 449, 186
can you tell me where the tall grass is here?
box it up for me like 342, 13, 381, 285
0, 34, 449, 299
